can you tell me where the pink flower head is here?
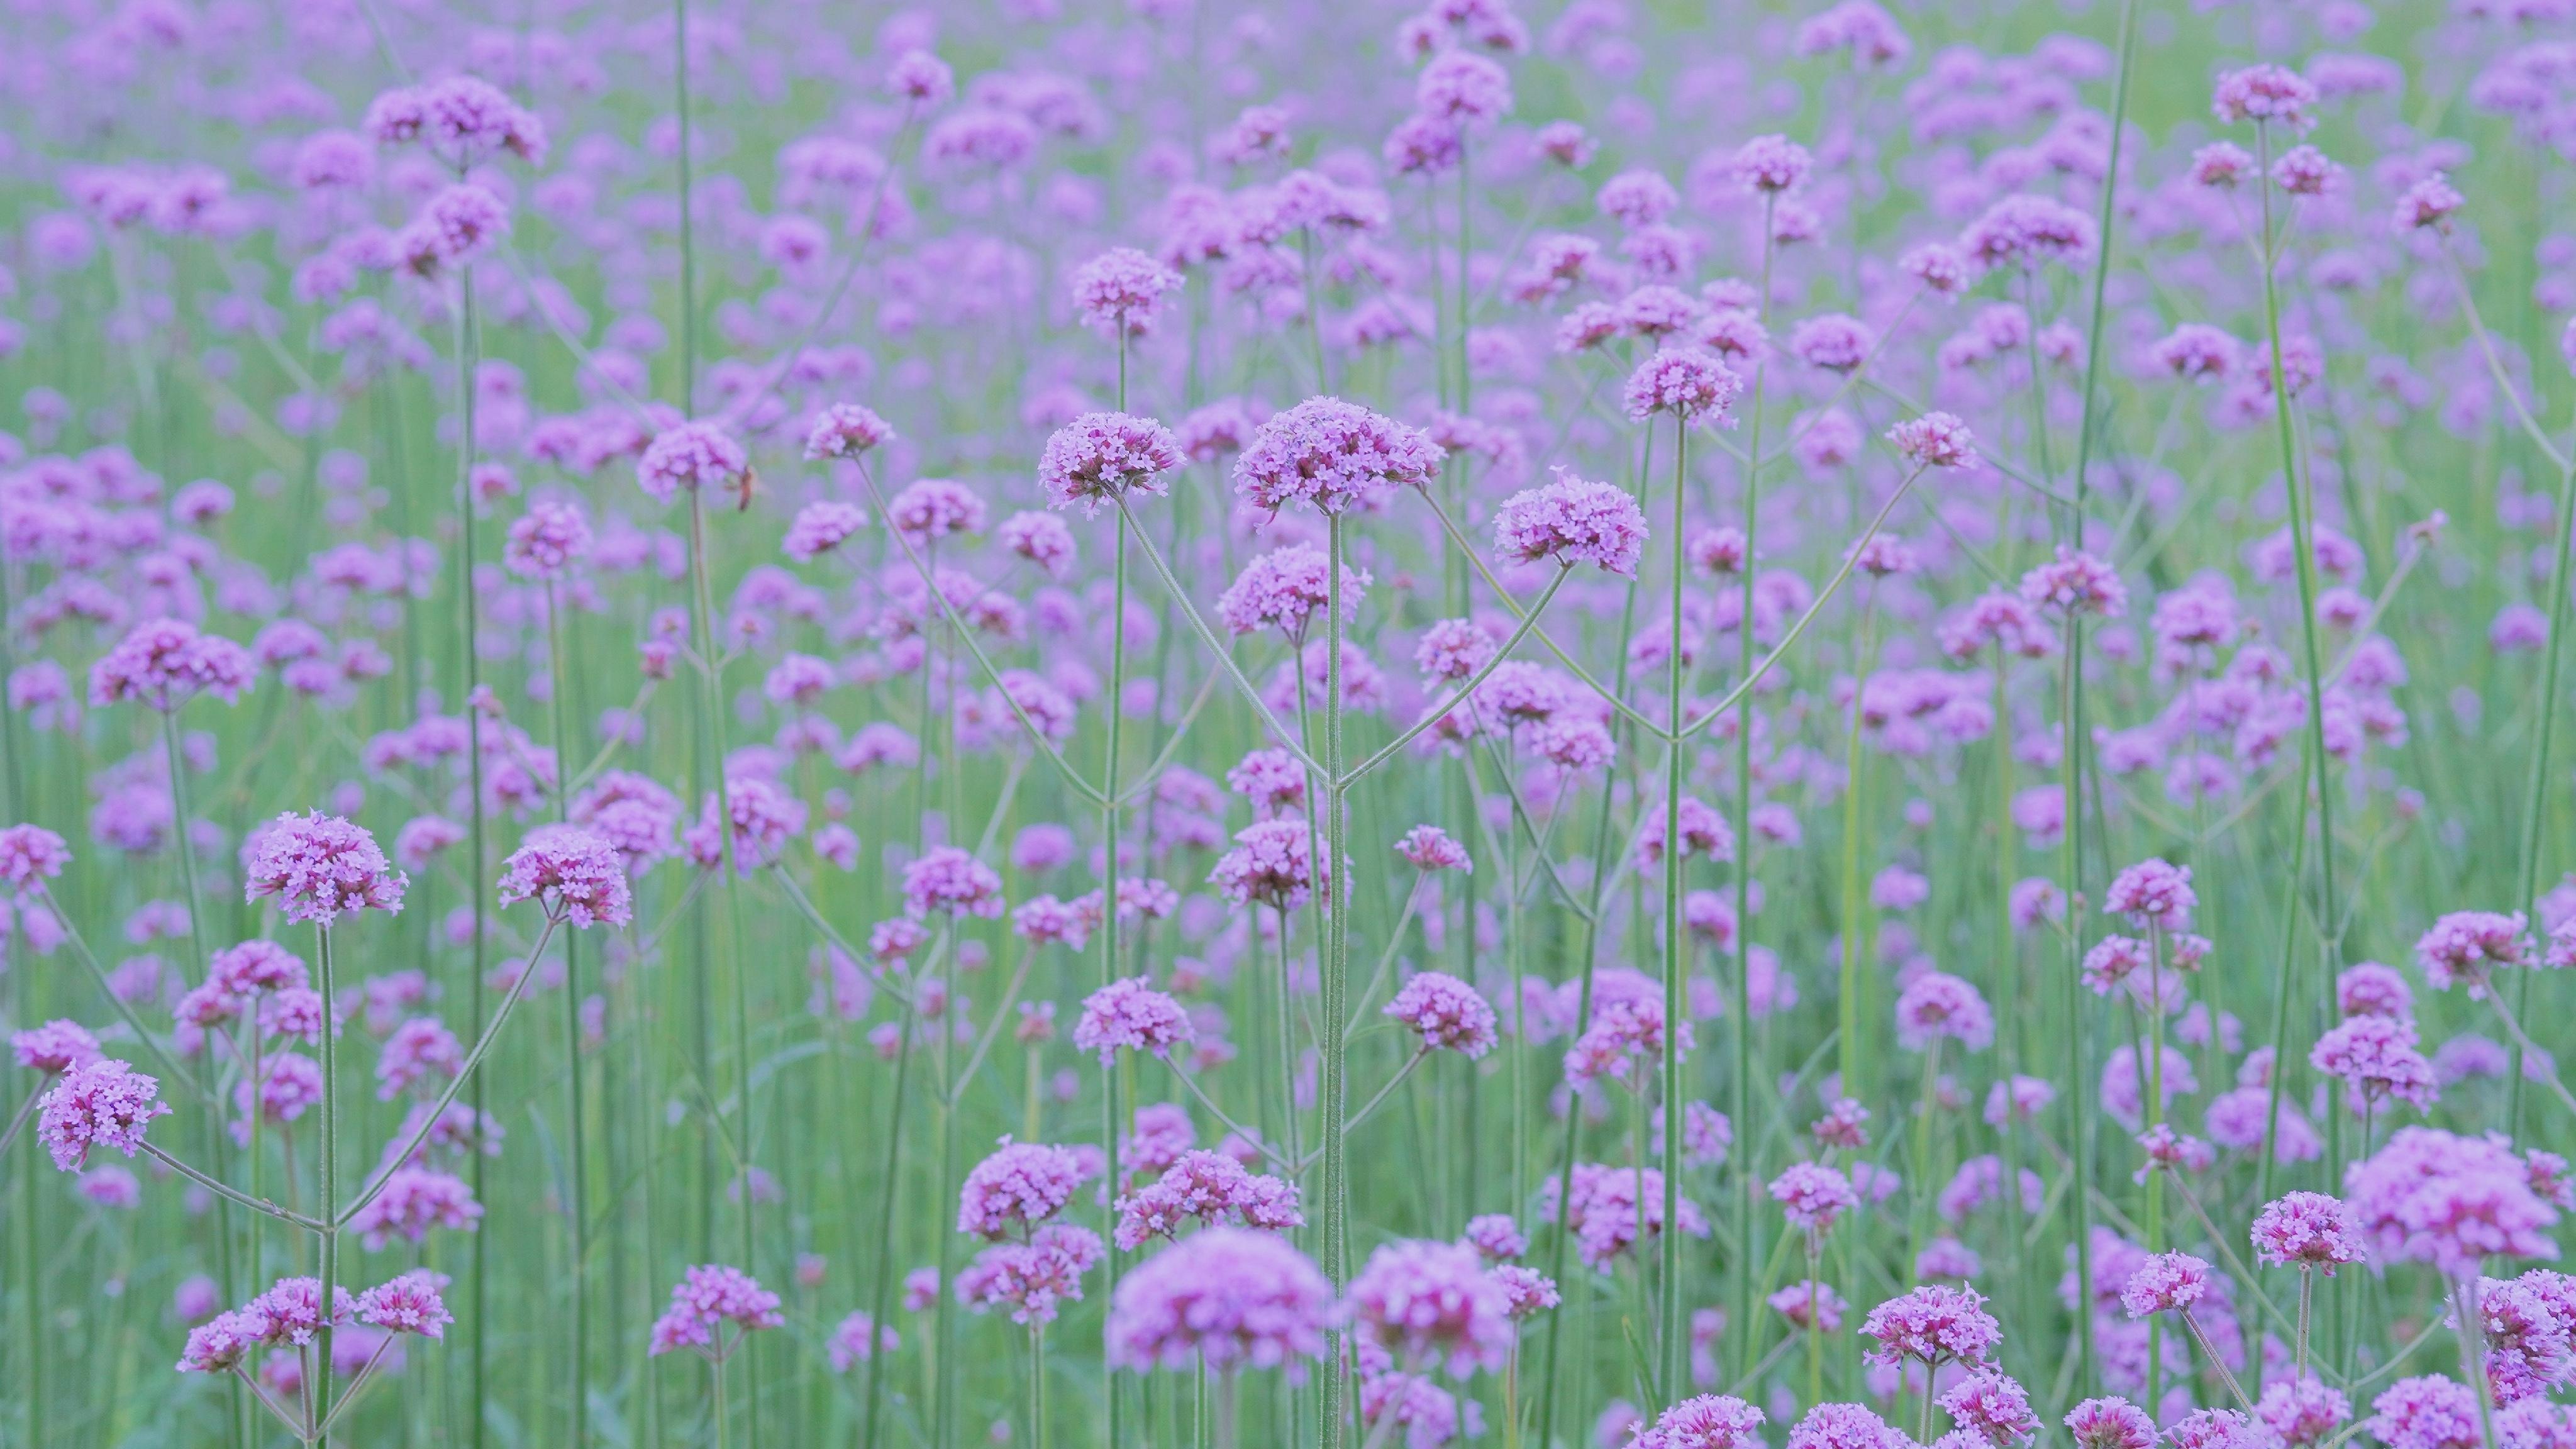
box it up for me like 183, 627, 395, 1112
1623, 347, 1743, 425
1038, 411, 1185, 516
2214, 64, 2321, 131
2019, 548, 2128, 618
1941, 1368, 2039, 1448
1636, 797, 1734, 865
1112, 1149, 1302, 1250
2367, 1377, 2484, 1449
802, 402, 896, 460
2311, 1016, 2439, 1111
12, 1019, 101, 1075
1384, 972, 1499, 1057
781, 502, 868, 564
1209, 819, 1330, 911
956, 1223, 1105, 1326
1861, 1284, 2001, 1367
36, 1058, 169, 1170
1395, 824, 1472, 872
2118, 1251, 2210, 1316
1233, 397, 1443, 517
901, 846, 1006, 919
1785, 1401, 1917, 1449
2414, 911, 2532, 994
0, 824, 70, 889
1070, 247, 1184, 335
2167, 1411, 2271, 1449
1462, 1214, 1526, 1262
364, 75, 545, 167
1730, 135, 1814, 194
1104, 1226, 1333, 1372
1216, 543, 1368, 640
2338, 963, 2414, 1019
2063, 1398, 2157, 1449
497, 824, 632, 928
88, 619, 255, 711
2495, 1399, 2576, 1449
2252, 1192, 2367, 1274
826, 1311, 899, 1370
348, 1167, 483, 1248
1772, 1279, 1848, 1330
1771, 1162, 1862, 1234
2346, 1127, 2562, 1275
1889, 413, 1976, 469
1345, 1237, 1514, 1377
1638, 1394, 1768, 1449
648, 1265, 784, 1359
956, 1138, 1084, 1238
1542, 1162, 1709, 1270
2104, 858, 2195, 928
1959, 194, 2097, 274
1493, 469, 1650, 578
635, 421, 750, 506
1894, 972, 1995, 1052
247, 813, 408, 924
2257, 1377, 2351, 1446
503, 501, 591, 579
1073, 977, 1194, 1065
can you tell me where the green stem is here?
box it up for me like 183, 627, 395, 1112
1660, 412, 1690, 1397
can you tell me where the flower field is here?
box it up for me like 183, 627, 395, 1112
4, 0, 2576, 1446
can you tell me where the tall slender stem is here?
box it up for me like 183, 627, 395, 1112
546, 581, 588, 1447
314, 923, 339, 1448
1659, 412, 1690, 1397
1321, 512, 1352, 1448
453, 261, 493, 1449
1731, 199, 1777, 1384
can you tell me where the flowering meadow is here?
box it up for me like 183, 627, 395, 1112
8, 0, 2576, 1445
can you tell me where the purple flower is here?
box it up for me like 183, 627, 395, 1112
502, 501, 591, 580
1233, 397, 1443, 517
2213, 64, 2321, 130
247, 813, 406, 926
348, 1167, 483, 1248
1860, 1284, 2001, 1367
2104, 859, 2196, 928
2367, 1377, 2484, 1449
1638, 1395, 1768, 1449
0, 824, 70, 889
2346, 1127, 2561, 1275
647, 1265, 783, 1359
88, 619, 255, 711
11, 1019, 101, 1075
635, 421, 750, 506
957, 1223, 1105, 1326
355, 1271, 453, 1339
1216, 543, 1369, 640
1461, 1214, 1525, 1262
1070, 247, 1184, 335
2257, 1377, 2351, 1446
496, 824, 632, 928
1394, 824, 1472, 873
2118, 1252, 2211, 1316
2167, 1411, 2271, 1449
1729, 135, 1814, 194
901, 846, 1006, 919
1112, 1150, 1301, 1250
1889, 413, 1977, 469
1105, 1226, 1333, 1372
1038, 411, 1185, 516
2019, 548, 2128, 618
2311, 1016, 2440, 1111
1622, 347, 1743, 425
1492, 469, 1650, 578
2064, 1398, 2156, 1449
1785, 1401, 1917, 1449
1384, 972, 1499, 1057
957, 1138, 1085, 1238
1941, 1368, 2039, 1448
1894, 972, 1995, 1052
1770, 1162, 1862, 1234
1346, 1237, 1514, 1377
826, 1311, 899, 1371
36, 1058, 169, 1171
2414, 911, 2532, 994
802, 402, 896, 460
